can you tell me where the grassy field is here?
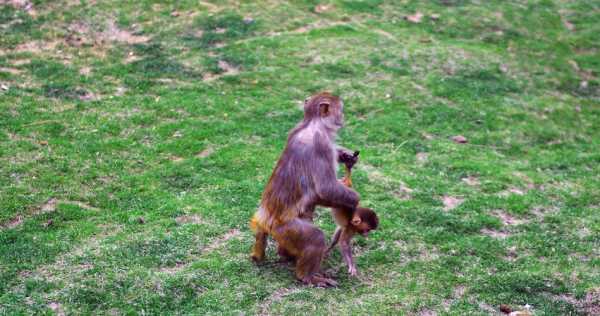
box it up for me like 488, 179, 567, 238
1, 0, 599, 314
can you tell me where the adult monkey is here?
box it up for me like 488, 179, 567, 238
250, 92, 360, 286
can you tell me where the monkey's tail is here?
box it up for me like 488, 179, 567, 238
250, 207, 269, 233
249, 213, 259, 232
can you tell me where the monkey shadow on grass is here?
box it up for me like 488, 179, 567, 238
254, 247, 359, 286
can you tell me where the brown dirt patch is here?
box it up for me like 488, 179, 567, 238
442, 285, 467, 310
491, 210, 527, 226
77, 89, 98, 101
15, 40, 61, 54
202, 61, 239, 82
418, 308, 437, 316
66, 20, 149, 47
103, 20, 149, 44
4, 215, 23, 230
1, 198, 57, 229
175, 214, 205, 225
217, 60, 238, 74
504, 246, 518, 262
530, 205, 558, 218
477, 302, 501, 314
550, 288, 600, 315
373, 29, 396, 41
559, 10, 575, 31
258, 287, 301, 314
1, 0, 37, 16
498, 187, 525, 197
1, 198, 100, 230
79, 67, 92, 75
580, 288, 600, 315
393, 183, 413, 200
158, 262, 186, 275
360, 163, 393, 184
0, 67, 21, 75
203, 229, 241, 253
416, 152, 428, 164
169, 155, 184, 163
264, 21, 349, 39
10, 59, 31, 66
480, 228, 509, 239
115, 86, 127, 96
41, 198, 58, 212
442, 195, 464, 211
198, 1, 221, 12
461, 176, 480, 186
314, 4, 333, 13
47, 302, 65, 316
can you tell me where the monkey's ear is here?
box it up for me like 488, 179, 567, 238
319, 102, 330, 117
351, 214, 362, 226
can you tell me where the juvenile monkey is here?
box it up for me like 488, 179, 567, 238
327, 151, 379, 276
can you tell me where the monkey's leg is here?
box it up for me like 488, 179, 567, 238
325, 227, 342, 257
277, 245, 296, 264
294, 227, 337, 287
251, 230, 268, 263
339, 230, 358, 276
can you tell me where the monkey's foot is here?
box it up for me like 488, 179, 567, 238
250, 253, 265, 264
302, 275, 338, 287
348, 265, 358, 277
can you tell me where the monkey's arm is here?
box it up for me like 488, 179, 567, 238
312, 137, 360, 210
315, 178, 359, 210
338, 230, 358, 276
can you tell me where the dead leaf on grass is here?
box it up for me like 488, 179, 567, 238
492, 210, 527, 226
416, 152, 428, 164
451, 135, 468, 143
314, 4, 332, 13
217, 60, 239, 75
41, 198, 58, 212
461, 176, 479, 186
196, 147, 214, 158
481, 228, 509, 239
406, 12, 424, 23
0, 67, 21, 75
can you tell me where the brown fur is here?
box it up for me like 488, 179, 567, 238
250, 92, 359, 287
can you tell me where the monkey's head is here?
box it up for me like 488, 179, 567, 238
350, 207, 379, 237
304, 92, 344, 131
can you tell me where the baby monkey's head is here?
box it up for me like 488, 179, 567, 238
350, 207, 379, 237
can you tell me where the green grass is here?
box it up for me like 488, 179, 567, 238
1, 0, 599, 315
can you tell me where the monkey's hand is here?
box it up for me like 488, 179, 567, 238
338, 149, 360, 170
348, 264, 358, 277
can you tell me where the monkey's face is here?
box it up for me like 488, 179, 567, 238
354, 221, 375, 237
304, 92, 344, 130
322, 100, 344, 131
332, 101, 344, 128
351, 207, 379, 237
